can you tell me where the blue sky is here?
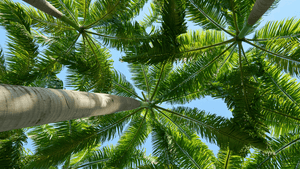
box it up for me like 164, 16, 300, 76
1, 0, 300, 164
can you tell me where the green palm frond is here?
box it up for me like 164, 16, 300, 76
244, 132, 300, 169
150, 114, 216, 169
149, 63, 173, 101
111, 70, 140, 98
0, 48, 7, 83
85, 0, 141, 29
211, 58, 270, 142
26, 110, 138, 168
70, 145, 155, 169
261, 97, 300, 137
186, 0, 228, 33
245, 38, 300, 77
47, 0, 79, 24
161, 106, 270, 155
260, 65, 300, 136
177, 30, 228, 60
129, 64, 153, 95
0, 0, 50, 86
155, 108, 191, 140
25, 5, 75, 33
0, 0, 64, 88
45, 37, 113, 92
215, 147, 243, 169
0, 0, 32, 32
156, 42, 232, 104
93, 20, 149, 50
120, 0, 187, 64
150, 117, 178, 168
161, 0, 187, 39
139, 2, 160, 28
69, 145, 110, 169
169, 131, 215, 169
253, 18, 300, 41
0, 129, 28, 169
105, 112, 150, 168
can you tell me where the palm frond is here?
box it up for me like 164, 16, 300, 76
245, 39, 300, 77
253, 18, 300, 42
139, 2, 160, 28
160, 106, 270, 155
26, 109, 138, 168
0, 0, 43, 85
105, 113, 150, 168
156, 42, 234, 104
0, 129, 28, 169
128, 63, 153, 96
186, 0, 229, 35
244, 132, 300, 169
46, 38, 113, 92
110, 70, 140, 98
215, 147, 243, 169
169, 130, 215, 169
0, 48, 8, 83
260, 65, 300, 136
150, 116, 178, 168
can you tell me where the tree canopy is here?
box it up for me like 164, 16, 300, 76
0, 0, 300, 168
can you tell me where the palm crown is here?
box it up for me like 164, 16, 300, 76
0, 0, 300, 168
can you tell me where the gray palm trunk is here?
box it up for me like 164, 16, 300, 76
238, 0, 276, 38
22, 0, 79, 29
0, 84, 141, 132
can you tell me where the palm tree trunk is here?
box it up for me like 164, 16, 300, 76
238, 0, 275, 38
22, 0, 79, 30
0, 84, 141, 132
247, 0, 275, 25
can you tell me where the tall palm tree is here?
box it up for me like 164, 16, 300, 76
20, 0, 148, 89
1, 0, 300, 168
0, 0, 144, 132
20, 61, 283, 168
120, 0, 300, 152
0, 1, 63, 166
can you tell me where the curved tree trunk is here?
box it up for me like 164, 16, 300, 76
22, 0, 63, 18
22, 0, 79, 29
238, 0, 275, 38
0, 84, 141, 132
247, 0, 276, 25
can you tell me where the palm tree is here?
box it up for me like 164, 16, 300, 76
19, 61, 283, 168
0, 84, 143, 132
120, 0, 300, 153
1, 0, 300, 168
0, 0, 144, 132
22, 0, 80, 29
19, 0, 148, 93
0, 1, 64, 166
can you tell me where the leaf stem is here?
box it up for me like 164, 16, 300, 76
85, 0, 121, 29
165, 42, 236, 97
181, 38, 235, 54
245, 39, 300, 64
155, 108, 191, 139
150, 63, 166, 101
65, 33, 81, 54
188, 0, 235, 37
262, 107, 300, 121
112, 80, 144, 100
257, 137, 300, 168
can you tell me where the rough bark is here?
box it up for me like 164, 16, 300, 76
0, 84, 140, 132
248, 0, 276, 25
